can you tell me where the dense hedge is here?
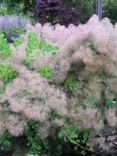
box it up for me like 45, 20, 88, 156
0, 15, 117, 155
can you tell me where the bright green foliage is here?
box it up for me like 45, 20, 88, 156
64, 75, 78, 93
0, 0, 35, 13
0, 132, 12, 151
26, 32, 59, 57
0, 6, 9, 15
0, 34, 12, 59
39, 40, 59, 54
12, 37, 22, 47
39, 66, 52, 78
0, 64, 18, 84
26, 32, 40, 56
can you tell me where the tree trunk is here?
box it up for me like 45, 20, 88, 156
96, 0, 102, 20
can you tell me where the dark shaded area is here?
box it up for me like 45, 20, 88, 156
0, 150, 13, 156
4, 33, 19, 43
0, 136, 27, 156
62, 153, 82, 156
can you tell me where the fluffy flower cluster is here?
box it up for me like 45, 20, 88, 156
1, 15, 117, 150
0, 64, 67, 136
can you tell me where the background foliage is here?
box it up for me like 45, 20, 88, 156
0, 0, 117, 24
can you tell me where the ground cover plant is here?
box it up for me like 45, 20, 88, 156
1, 15, 117, 155
0, 15, 30, 32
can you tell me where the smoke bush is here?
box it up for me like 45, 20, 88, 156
1, 15, 117, 154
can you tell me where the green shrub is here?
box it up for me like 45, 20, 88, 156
64, 75, 78, 93
0, 6, 9, 15
0, 132, 12, 151
0, 64, 18, 84
26, 32, 40, 56
38, 40, 59, 54
103, 0, 117, 23
0, 34, 12, 59
24, 120, 42, 156
26, 32, 59, 57
39, 66, 52, 78
0, 0, 35, 13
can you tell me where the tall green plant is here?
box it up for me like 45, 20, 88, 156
0, 34, 12, 59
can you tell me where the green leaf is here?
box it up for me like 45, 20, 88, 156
0, 33, 12, 59
39, 66, 52, 78
2, 140, 12, 149
58, 131, 64, 139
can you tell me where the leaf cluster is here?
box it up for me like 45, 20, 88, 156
0, 34, 12, 59
0, 64, 18, 84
